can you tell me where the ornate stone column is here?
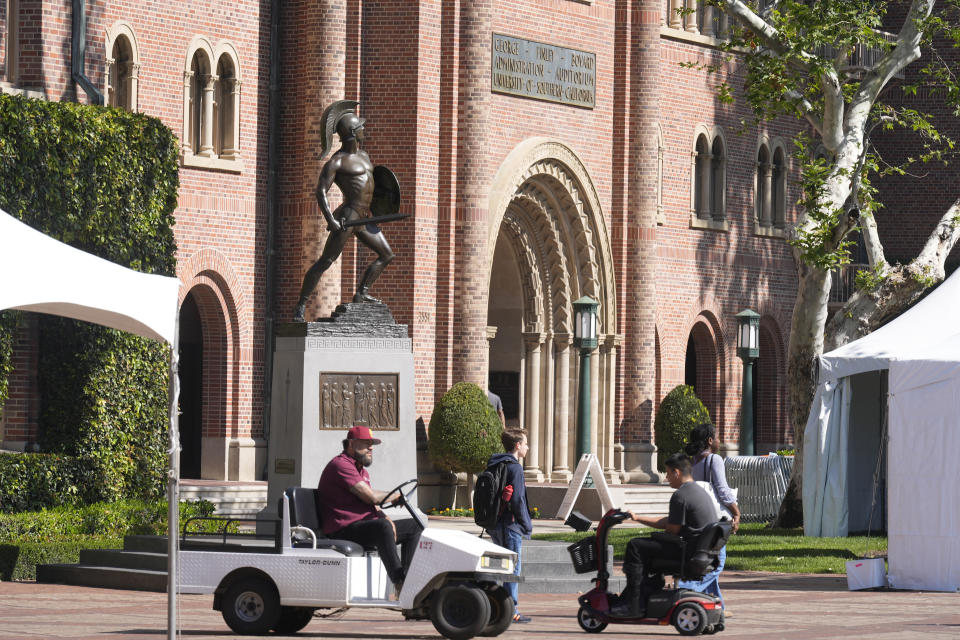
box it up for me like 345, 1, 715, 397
128, 63, 140, 111
669, 0, 683, 29
522, 332, 545, 482
701, 4, 715, 38
220, 78, 241, 161
199, 73, 217, 157
182, 70, 194, 155
684, 0, 698, 33
552, 333, 572, 482
602, 334, 622, 483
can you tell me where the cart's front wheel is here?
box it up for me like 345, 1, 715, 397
430, 583, 492, 640
577, 605, 607, 633
479, 585, 514, 637
221, 577, 281, 635
272, 606, 315, 634
672, 602, 709, 636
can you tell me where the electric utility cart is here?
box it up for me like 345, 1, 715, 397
178, 480, 518, 639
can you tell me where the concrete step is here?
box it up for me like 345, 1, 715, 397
621, 485, 673, 517
78, 549, 167, 572
122, 535, 169, 554
36, 564, 166, 592
180, 481, 267, 517
520, 575, 624, 594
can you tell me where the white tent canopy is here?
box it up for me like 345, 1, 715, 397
0, 211, 179, 343
803, 268, 960, 592
0, 209, 183, 635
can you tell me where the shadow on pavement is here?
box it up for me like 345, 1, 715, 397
724, 572, 847, 592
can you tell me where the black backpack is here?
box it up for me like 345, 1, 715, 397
473, 459, 512, 530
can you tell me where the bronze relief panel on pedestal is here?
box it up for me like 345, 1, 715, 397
320, 373, 399, 430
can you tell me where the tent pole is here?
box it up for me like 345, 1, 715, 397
167, 315, 181, 640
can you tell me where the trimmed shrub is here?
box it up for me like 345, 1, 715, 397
654, 385, 711, 471
427, 382, 504, 476
0, 93, 179, 505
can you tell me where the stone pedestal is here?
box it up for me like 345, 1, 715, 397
264, 302, 417, 518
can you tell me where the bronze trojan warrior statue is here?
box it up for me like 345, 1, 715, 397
293, 100, 402, 322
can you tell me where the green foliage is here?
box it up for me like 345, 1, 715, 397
654, 385, 711, 472
776, 448, 796, 456
0, 453, 89, 512
0, 93, 179, 504
0, 311, 18, 407
38, 318, 170, 503
854, 263, 889, 293
0, 499, 214, 580
427, 382, 504, 475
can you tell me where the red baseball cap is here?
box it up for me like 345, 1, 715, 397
346, 425, 381, 444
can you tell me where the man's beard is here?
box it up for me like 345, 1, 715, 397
353, 450, 373, 467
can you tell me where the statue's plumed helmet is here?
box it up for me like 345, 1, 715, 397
320, 100, 363, 158
335, 112, 365, 141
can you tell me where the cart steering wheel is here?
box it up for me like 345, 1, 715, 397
378, 478, 427, 530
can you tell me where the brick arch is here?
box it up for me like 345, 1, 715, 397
686, 318, 721, 428
488, 137, 617, 335
756, 313, 789, 449
176, 250, 245, 478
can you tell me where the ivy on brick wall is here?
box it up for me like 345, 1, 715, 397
0, 94, 179, 505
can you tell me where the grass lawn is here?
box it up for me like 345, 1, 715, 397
534, 523, 887, 574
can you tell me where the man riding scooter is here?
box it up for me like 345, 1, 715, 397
613, 453, 718, 618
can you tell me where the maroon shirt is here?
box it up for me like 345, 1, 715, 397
317, 451, 378, 534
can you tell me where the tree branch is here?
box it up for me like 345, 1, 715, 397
914, 198, 960, 276
859, 213, 887, 270
820, 70, 845, 152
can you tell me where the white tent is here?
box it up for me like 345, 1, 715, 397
803, 267, 960, 592
0, 210, 183, 636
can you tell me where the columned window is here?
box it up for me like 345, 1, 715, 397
105, 22, 140, 111
755, 137, 788, 237
691, 126, 728, 231
182, 37, 243, 172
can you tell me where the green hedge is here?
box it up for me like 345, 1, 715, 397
0, 453, 89, 512
0, 499, 215, 580
0, 94, 179, 505
654, 385, 711, 471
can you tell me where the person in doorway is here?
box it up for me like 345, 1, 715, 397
614, 453, 718, 618
487, 428, 532, 623
678, 422, 740, 612
487, 389, 506, 426
317, 425, 421, 592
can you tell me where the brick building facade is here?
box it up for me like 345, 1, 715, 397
1, 1, 803, 484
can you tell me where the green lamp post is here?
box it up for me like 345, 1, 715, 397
736, 309, 760, 456
573, 296, 599, 463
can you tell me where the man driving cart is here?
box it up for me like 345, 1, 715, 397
317, 425, 422, 593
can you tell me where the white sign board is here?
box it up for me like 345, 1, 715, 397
555, 454, 617, 522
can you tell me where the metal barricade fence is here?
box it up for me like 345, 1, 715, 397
723, 455, 794, 523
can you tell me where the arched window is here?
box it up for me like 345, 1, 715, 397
105, 23, 139, 111
710, 136, 726, 220
694, 133, 712, 220
756, 143, 771, 226
772, 146, 786, 227
182, 38, 242, 172
691, 126, 728, 230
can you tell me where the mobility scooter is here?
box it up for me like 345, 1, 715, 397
566, 509, 732, 636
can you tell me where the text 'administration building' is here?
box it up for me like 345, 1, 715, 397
1, 1, 797, 484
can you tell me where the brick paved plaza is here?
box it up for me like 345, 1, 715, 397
2, 571, 958, 640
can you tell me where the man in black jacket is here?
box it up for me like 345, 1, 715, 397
486, 428, 532, 624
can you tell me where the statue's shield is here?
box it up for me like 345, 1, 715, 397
371, 166, 401, 217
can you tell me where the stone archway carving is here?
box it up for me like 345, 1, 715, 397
487, 138, 620, 483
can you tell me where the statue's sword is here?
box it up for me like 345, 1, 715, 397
341, 212, 410, 229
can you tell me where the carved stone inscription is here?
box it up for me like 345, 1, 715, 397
491, 33, 596, 109
320, 373, 399, 430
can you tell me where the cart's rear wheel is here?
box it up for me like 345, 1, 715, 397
429, 583, 492, 640
221, 577, 280, 635
479, 585, 514, 637
272, 606, 315, 634
577, 605, 607, 633
672, 602, 708, 636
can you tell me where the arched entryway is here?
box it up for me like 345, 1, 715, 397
178, 292, 203, 479
487, 139, 618, 483
684, 320, 719, 424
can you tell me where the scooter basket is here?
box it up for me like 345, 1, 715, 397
567, 535, 597, 574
